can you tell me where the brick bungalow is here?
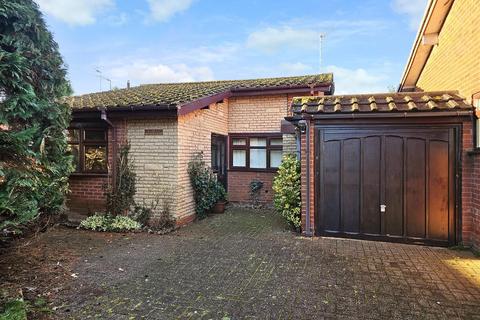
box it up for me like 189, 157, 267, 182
65, 74, 333, 225
287, 0, 480, 249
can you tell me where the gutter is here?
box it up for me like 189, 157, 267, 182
73, 104, 177, 113
70, 82, 334, 116
296, 118, 313, 236
287, 110, 473, 121
305, 119, 312, 236
99, 107, 117, 193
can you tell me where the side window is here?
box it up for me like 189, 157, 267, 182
67, 128, 108, 173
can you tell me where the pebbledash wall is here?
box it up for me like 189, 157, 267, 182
68, 93, 305, 224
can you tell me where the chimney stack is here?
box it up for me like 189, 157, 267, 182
127, 80, 130, 89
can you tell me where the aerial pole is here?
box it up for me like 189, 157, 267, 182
95, 67, 112, 91
319, 33, 326, 73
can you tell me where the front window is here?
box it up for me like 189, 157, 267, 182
230, 134, 282, 170
67, 128, 108, 173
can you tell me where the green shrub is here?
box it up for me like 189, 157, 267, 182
79, 214, 140, 232
105, 144, 136, 216
109, 216, 141, 231
0, 0, 73, 233
130, 204, 152, 226
187, 152, 226, 219
0, 298, 27, 320
272, 154, 301, 228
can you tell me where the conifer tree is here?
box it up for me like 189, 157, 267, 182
0, 0, 73, 230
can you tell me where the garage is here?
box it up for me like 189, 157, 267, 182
317, 126, 455, 245
289, 92, 474, 246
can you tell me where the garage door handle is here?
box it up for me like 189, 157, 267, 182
380, 204, 386, 213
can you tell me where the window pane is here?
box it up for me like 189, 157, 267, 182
250, 149, 266, 168
232, 138, 246, 146
84, 129, 106, 141
68, 144, 80, 171
270, 138, 283, 146
84, 145, 107, 172
67, 129, 79, 142
233, 149, 246, 167
270, 150, 282, 168
250, 137, 267, 147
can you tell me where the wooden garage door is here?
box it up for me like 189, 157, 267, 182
316, 126, 456, 245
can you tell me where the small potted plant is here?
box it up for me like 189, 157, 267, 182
212, 184, 227, 214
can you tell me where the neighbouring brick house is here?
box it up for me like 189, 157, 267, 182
398, 0, 480, 249
287, 0, 480, 249
65, 74, 333, 225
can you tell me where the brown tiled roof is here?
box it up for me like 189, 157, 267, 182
292, 91, 472, 114
65, 74, 333, 110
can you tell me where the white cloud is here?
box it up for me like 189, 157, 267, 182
326, 65, 391, 94
35, 0, 113, 26
107, 61, 214, 86
392, 0, 428, 30
146, 0, 194, 22
246, 20, 387, 53
191, 44, 240, 63
106, 12, 128, 27
247, 26, 318, 53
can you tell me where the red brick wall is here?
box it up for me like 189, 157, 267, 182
300, 123, 315, 236
228, 171, 276, 203
68, 176, 107, 201
469, 154, 480, 250
227, 93, 311, 205
462, 120, 480, 250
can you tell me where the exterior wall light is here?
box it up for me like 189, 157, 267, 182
298, 120, 307, 134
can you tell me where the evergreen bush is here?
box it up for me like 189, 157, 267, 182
187, 152, 225, 219
0, 0, 72, 231
272, 154, 301, 228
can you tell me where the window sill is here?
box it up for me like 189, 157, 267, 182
70, 172, 109, 177
228, 168, 279, 173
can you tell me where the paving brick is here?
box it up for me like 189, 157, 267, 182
59, 209, 480, 319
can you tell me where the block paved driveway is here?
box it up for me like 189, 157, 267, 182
63, 209, 480, 319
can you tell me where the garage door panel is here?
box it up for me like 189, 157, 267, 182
316, 126, 456, 245
384, 136, 404, 237
323, 140, 341, 231
428, 140, 449, 240
406, 138, 426, 238
361, 136, 381, 235
342, 139, 361, 233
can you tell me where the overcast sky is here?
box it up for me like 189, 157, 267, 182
35, 0, 428, 95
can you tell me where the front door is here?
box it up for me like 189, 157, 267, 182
316, 126, 456, 246
211, 133, 227, 189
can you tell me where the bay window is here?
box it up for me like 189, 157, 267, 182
230, 134, 282, 170
67, 127, 108, 173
